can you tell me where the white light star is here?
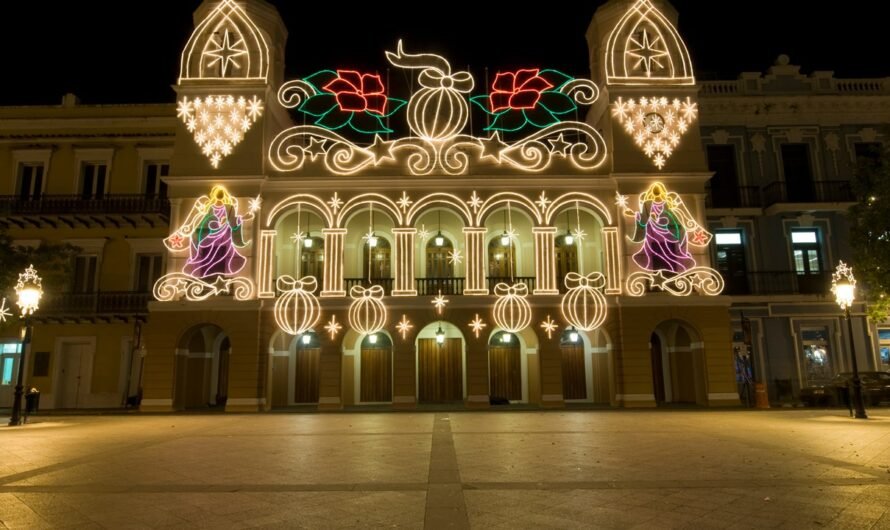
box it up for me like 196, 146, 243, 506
447, 249, 463, 265
432, 291, 449, 315
397, 192, 413, 212
468, 192, 483, 213
248, 195, 262, 214
0, 298, 11, 323
540, 316, 559, 340
615, 193, 630, 209
327, 192, 343, 213
205, 29, 248, 77
469, 314, 487, 339
535, 191, 551, 212
571, 228, 587, 242
324, 315, 343, 339
417, 224, 430, 241
396, 315, 414, 340
291, 232, 307, 245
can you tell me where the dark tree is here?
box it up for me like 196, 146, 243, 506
849, 145, 890, 322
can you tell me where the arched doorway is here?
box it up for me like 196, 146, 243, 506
174, 324, 230, 410
489, 331, 522, 402
650, 321, 707, 405
294, 331, 321, 404
560, 329, 586, 400
416, 323, 465, 404
360, 332, 392, 403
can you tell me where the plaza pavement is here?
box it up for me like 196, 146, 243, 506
1, 410, 889, 529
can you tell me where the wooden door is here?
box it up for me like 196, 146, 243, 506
671, 350, 696, 403
361, 348, 392, 402
294, 348, 320, 403
650, 333, 665, 403
561, 345, 587, 400
272, 356, 288, 407
489, 346, 521, 401
418, 338, 462, 403
59, 343, 88, 408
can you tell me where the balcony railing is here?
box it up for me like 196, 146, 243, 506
720, 271, 829, 296
40, 292, 152, 316
761, 181, 855, 206
416, 278, 465, 296
706, 186, 762, 209
487, 277, 536, 293
0, 194, 170, 228
344, 278, 394, 295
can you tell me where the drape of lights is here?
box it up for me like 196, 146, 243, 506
178, 95, 264, 169
347, 285, 388, 336
611, 97, 697, 170
620, 184, 723, 297
604, 0, 695, 86
154, 186, 256, 302
273, 276, 321, 336
269, 41, 607, 177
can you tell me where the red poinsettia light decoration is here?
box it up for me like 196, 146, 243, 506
489, 69, 554, 113
323, 70, 388, 115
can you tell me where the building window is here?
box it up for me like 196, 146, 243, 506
791, 230, 821, 275
1, 357, 13, 385
706, 145, 740, 207
80, 163, 108, 199
17, 163, 45, 200
144, 162, 169, 198
1, 344, 22, 354
879, 329, 890, 370
72, 255, 99, 293
135, 254, 164, 293
801, 327, 832, 386
426, 237, 455, 279
781, 144, 814, 202
715, 230, 748, 294
362, 238, 391, 281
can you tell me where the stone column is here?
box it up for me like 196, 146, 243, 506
533, 227, 558, 295
463, 227, 488, 295
321, 228, 347, 297
392, 228, 418, 296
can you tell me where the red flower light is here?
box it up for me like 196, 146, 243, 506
323, 70, 388, 115
489, 69, 554, 113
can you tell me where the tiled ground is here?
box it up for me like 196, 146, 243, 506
1, 410, 889, 528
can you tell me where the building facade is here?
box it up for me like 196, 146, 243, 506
1, 0, 886, 412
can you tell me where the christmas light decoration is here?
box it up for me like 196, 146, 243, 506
561, 273, 607, 332
622, 182, 723, 297
178, 95, 264, 168
469, 314, 487, 339
269, 42, 608, 176
0, 298, 10, 323
605, 0, 695, 86
348, 285, 388, 336
273, 276, 322, 336
324, 315, 343, 340
396, 315, 414, 340
432, 291, 449, 315
155, 186, 255, 302
540, 316, 559, 340
14, 266, 43, 317
447, 249, 463, 266
179, 0, 271, 82
492, 283, 532, 334
832, 261, 857, 311
611, 96, 697, 169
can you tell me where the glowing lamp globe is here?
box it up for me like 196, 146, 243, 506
303, 237, 314, 249
301, 334, 312, 345
834, 279, 855, 309
368, 235, 379, 248
500, 232, 510, 247
569, 329, 580, 343
435, 233, 445, 247
436, 326, 446, 344
15, 265, 43, 317
368, 334, 378, 345
564, 233, 575, 246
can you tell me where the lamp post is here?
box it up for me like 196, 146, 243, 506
9, 265, 43, 426
831, 262, 867, 420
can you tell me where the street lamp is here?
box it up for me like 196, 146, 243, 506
10, 265, 43, 426
831, 261, 867, 419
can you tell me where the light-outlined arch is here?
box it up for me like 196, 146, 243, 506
267, 194, 336, 229
476, 192, 544, 226
545, 193, 613, 226
406, 193, 475, 227
337, 194, 404, 227
605, 0, 695, 86
180, 0, 271, 82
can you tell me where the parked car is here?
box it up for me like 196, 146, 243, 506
800, 372, 890, 407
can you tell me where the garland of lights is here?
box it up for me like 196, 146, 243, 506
269, 41, 607, 176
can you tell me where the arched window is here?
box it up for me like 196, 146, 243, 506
298, 236, 324, 283
363, 237, 392, 281
555, 236, 579, 291
426, 237, 454, 279
487, 237, 516, 281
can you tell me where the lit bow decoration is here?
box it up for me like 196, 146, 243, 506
386, 41, 475, 94
277, 275, 318, 294
350, 284, 386, 300
563, 272, 607, 290
493, 283, 529, 298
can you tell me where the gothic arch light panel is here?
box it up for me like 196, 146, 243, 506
180, 0, 271, 82
605, 0, 695, 86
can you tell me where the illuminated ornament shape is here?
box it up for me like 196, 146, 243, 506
269, 42, 608, 177
178, 95, 263, 169
154, 185, 255, 302
471, 69, 577, 132
621, 182, 723, 297
348, 285, 388, 336
492, 283, 532, 334
396, 315, 414, 340
0, 298, 10, 323
325, 315, 343, 340
561, 273, 607, 332
179, 0, 270, 82
612, 96, 697, 170
540, 316, 559, 340
273, 276, 322, 336
605, 0, 695, 86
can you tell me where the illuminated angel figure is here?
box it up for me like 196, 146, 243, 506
623, 182, 711, 274
166, 186, 251, 278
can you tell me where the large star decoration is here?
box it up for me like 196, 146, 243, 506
469, 314, 487, 339
432, 291, 449, 315
627, 29, 669, 76
324, 315, 343, 339
205, 30, 248, 77
369, 135, 395, 164
540, 316, 559, 340
478, 133, 508, 162
396, 315, 414, 340
0, 298, 11, 323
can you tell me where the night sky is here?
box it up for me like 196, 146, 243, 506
1, 1, 881, 105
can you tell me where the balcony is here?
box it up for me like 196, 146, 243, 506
706, 186, 762, 209
38, 292, 151, 322
761, 181, 855, 207
0, 194, 171, 229
416, 278, 465, 296
721, 271, 829, 296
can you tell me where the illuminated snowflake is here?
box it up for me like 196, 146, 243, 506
540, 316, 559, 340
535, 191, 551, 212
327, 192, 343, 213
247, 96, 264, 120
468, 192, 483, 213
615, 193, 630, 209
417, 224, 430, 242
469, 314, 487, 339
397, 192, 413, 212
447, 249, 463, 265
432, 291, 449, 315
324, 315, 343, 339
290, 232, 307, 244
248, 195, 262, 214
176, 98, 194, 120
396, 315, 414, 340
571, 228, 587, 242
0, 298, 11, 323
